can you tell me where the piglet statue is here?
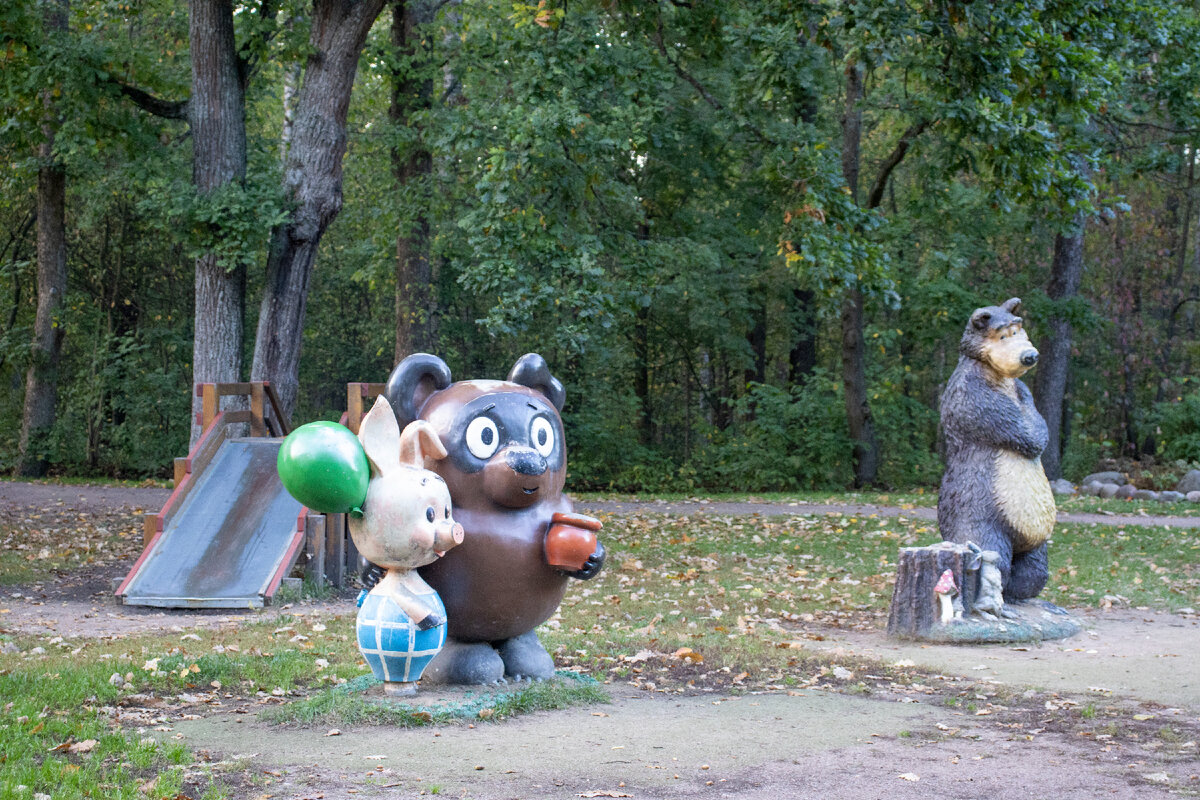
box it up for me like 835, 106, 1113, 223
350, 396, 464, 697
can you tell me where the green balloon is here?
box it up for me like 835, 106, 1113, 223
277, 421, 369, 516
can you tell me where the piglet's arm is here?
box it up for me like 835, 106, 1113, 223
943, 374, 1047, 459
386, 575, 445, 630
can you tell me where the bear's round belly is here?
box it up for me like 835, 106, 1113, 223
418, 505, 567, 643
992, 451, 1055, 552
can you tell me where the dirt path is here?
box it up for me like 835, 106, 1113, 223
174, 683, 1198, 800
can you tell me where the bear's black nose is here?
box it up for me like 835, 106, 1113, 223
505, 447, 547, 476
1021, 351, 1038, 367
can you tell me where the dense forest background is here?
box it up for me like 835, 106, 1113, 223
3, 0, 1200, 491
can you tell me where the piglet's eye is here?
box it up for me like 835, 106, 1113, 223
425, 507, 435, 523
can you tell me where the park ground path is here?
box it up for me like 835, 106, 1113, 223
1, 480, 1198, 798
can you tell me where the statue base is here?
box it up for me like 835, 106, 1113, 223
904, 598, 1082, 644
887, 542, 1082, 643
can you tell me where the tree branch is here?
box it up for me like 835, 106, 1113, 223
238, 0, 281, 90
117, 82, 189, 120
649, 13, 771, 146
865, 120, 930, 210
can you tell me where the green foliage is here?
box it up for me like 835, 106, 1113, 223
2, 0, 1198, 491
1150, 389, 1200, 464
702, 378, 854, 492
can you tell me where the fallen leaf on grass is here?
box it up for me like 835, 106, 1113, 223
673, 647, 703, 663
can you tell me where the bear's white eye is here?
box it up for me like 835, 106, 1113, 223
531, 417, 555, 457
465, 416, 501, 459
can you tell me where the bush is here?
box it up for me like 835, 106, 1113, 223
698, 374, 855, 491
1151, 390, 1200, 464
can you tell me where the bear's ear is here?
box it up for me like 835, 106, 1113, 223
970, 309, 993, 331
507, 353, 565, 411
1002, 297, 1023, 316
385, 353, 452, 427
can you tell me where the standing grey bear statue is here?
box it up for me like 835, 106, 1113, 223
938, 297, 1055, 603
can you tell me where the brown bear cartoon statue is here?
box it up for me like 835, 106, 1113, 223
371, 352, 606, 684
938, 297, 1055, 604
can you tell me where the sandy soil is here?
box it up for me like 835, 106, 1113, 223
3, 481, 1199, 799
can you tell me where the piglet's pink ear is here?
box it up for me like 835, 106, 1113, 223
398, 420, 448, 470
358, 396, 401, 477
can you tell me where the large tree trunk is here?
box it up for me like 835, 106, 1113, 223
189, 0, 247, 443
841, 287, 878, 485
744, 296, 767, 387
391, 0, 437, 362
789, 288, 817, 384
838, 60, 879, 487
252, 0, 386, 415
1034, 214, 1086, 480
16, 0, 69, 478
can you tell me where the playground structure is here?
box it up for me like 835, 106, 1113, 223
117, 382, 387, 608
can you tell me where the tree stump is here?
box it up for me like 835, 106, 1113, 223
887, 541, 1082, 643
887, 542, 978, 638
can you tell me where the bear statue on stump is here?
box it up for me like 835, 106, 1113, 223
367, 352, 606, 684
888, 297, 1079, 641
938, 296, 1055, 603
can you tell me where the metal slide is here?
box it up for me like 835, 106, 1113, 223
118, 438, 305, 608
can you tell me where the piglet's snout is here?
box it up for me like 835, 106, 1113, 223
435, 522, 464, 552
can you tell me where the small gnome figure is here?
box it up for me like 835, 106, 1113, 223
350, 397, 464, 696
934, 569, 959, 625
973, 549, 1018, 621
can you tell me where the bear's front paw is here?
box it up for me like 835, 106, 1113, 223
566, 541, 606, 581
417, 612, 445, 631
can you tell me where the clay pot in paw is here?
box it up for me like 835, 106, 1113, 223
545, 512, 602, 572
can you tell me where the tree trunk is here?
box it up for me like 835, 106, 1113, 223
1034, 214, 1086, 480
788, 288, 817, 384
16, 0, 69, 478
391, 0, 437, 362
745, 297, 767, 387
633, 304, 653, 445
841, 287, 878, 486
1153, 153, 1195, 405
838, 60, 879, 487
189, 0, 247, 443
252, 0, 386, 415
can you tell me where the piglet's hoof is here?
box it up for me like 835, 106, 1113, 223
420, 638, 504, 685
497, 630, 555, 681
384, 680, 417, 697
416, 612, 444, 631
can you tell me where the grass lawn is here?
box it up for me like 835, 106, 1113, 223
1, 501, 1197, 798
576, 488, 1200, 517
